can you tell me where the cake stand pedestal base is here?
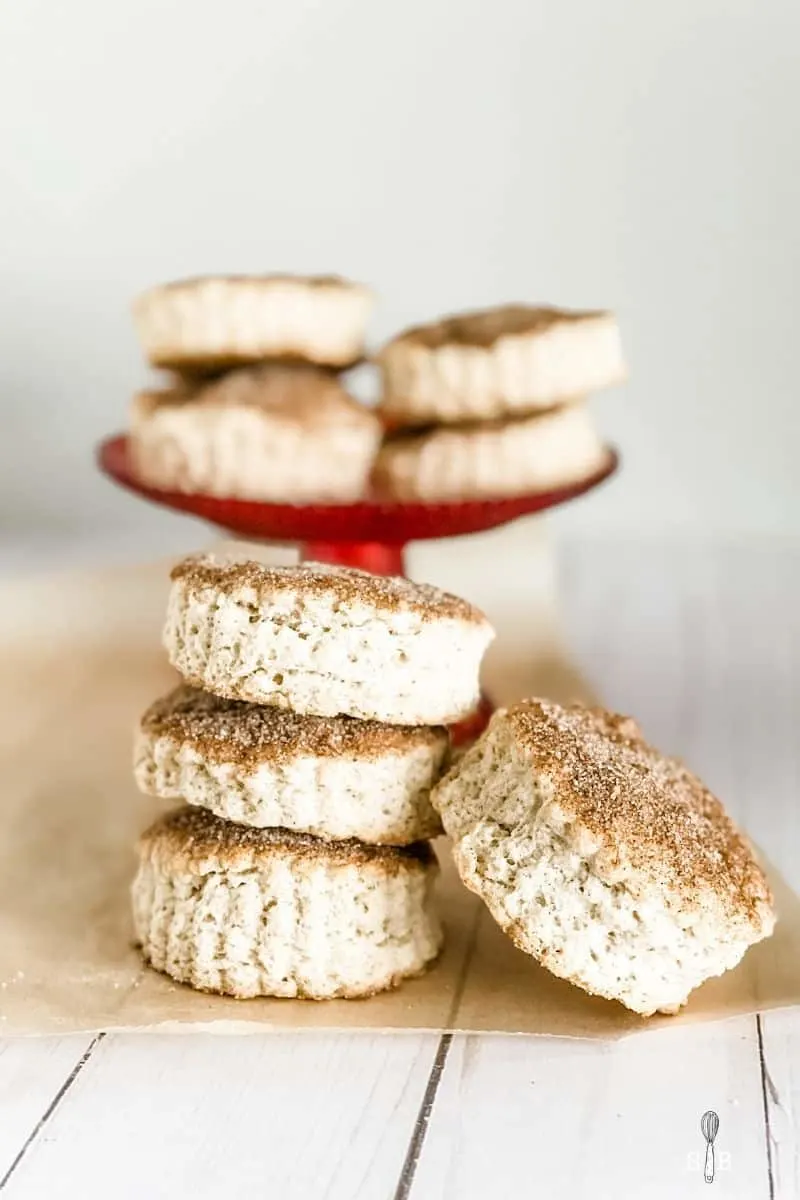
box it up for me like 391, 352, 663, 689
301, 541, 406, 575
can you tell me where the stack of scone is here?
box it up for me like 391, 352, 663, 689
373, 304, 626, 501
128, 554, 776, 1014
131, 553, 495, 1000
129, 275, 381, 503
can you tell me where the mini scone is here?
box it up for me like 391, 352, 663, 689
432, 700, 776, 1016
132, 806, 443, 999
128, 364, 381, 502
377, 304, 626, 426
372, 402, 610, 502
135, 685, 448, 844
133, 274, 373, 371
164, 555, 494, 725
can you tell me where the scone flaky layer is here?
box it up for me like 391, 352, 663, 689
135, 685, 447, 844
132, 807, 442, 999
378, 304, 625, 425
129, 365, 380, 502
373, 403, 610, 502
163, 556, 495, 725
134, 274, 373, 370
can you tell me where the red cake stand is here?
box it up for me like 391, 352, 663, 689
98, 435, 617, 574
97, 434, 618, 741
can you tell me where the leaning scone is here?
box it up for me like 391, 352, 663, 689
132, 807, 442, 999
378, 304, 626, 426
133, 274, 373, 371
432, 700, 775, 1015
129, 364, 380, 502
373, 403, 610, 502
135, 685, 448, 844
164, 555, 494, 725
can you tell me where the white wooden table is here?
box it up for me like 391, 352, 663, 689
1, 534, 798, 1199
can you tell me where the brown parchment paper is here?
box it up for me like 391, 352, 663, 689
1, 539, 799, 1039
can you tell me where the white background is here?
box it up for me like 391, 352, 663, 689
1, 0, 798, 540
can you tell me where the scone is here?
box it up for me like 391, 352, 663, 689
372, 403, 610, 502
132, 806, 442, 999
133, 274, 373, 371
129, 364, 380, 502
377, 304, 625, 426
164, 555, 494, 725
135, 685, 448, 844
432, 700, 776, 1015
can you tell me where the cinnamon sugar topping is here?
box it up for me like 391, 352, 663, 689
387, 305, 608, 351
141, 685, 447, 766
503, 700, 773, 920
170, 554, 490, 625
136, 364, 377, 430
140, 805, 435, 871
380, 404, 570, 446
157, 273, 365, 292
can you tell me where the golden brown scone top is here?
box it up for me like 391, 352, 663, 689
170, 554, 492, 626
148, 273, 368, 293
141, 685, 448, 767
381, 304, 609, 352
139, 806, 436, 873
501, 699, 773, 926
134, 364, 378, 430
